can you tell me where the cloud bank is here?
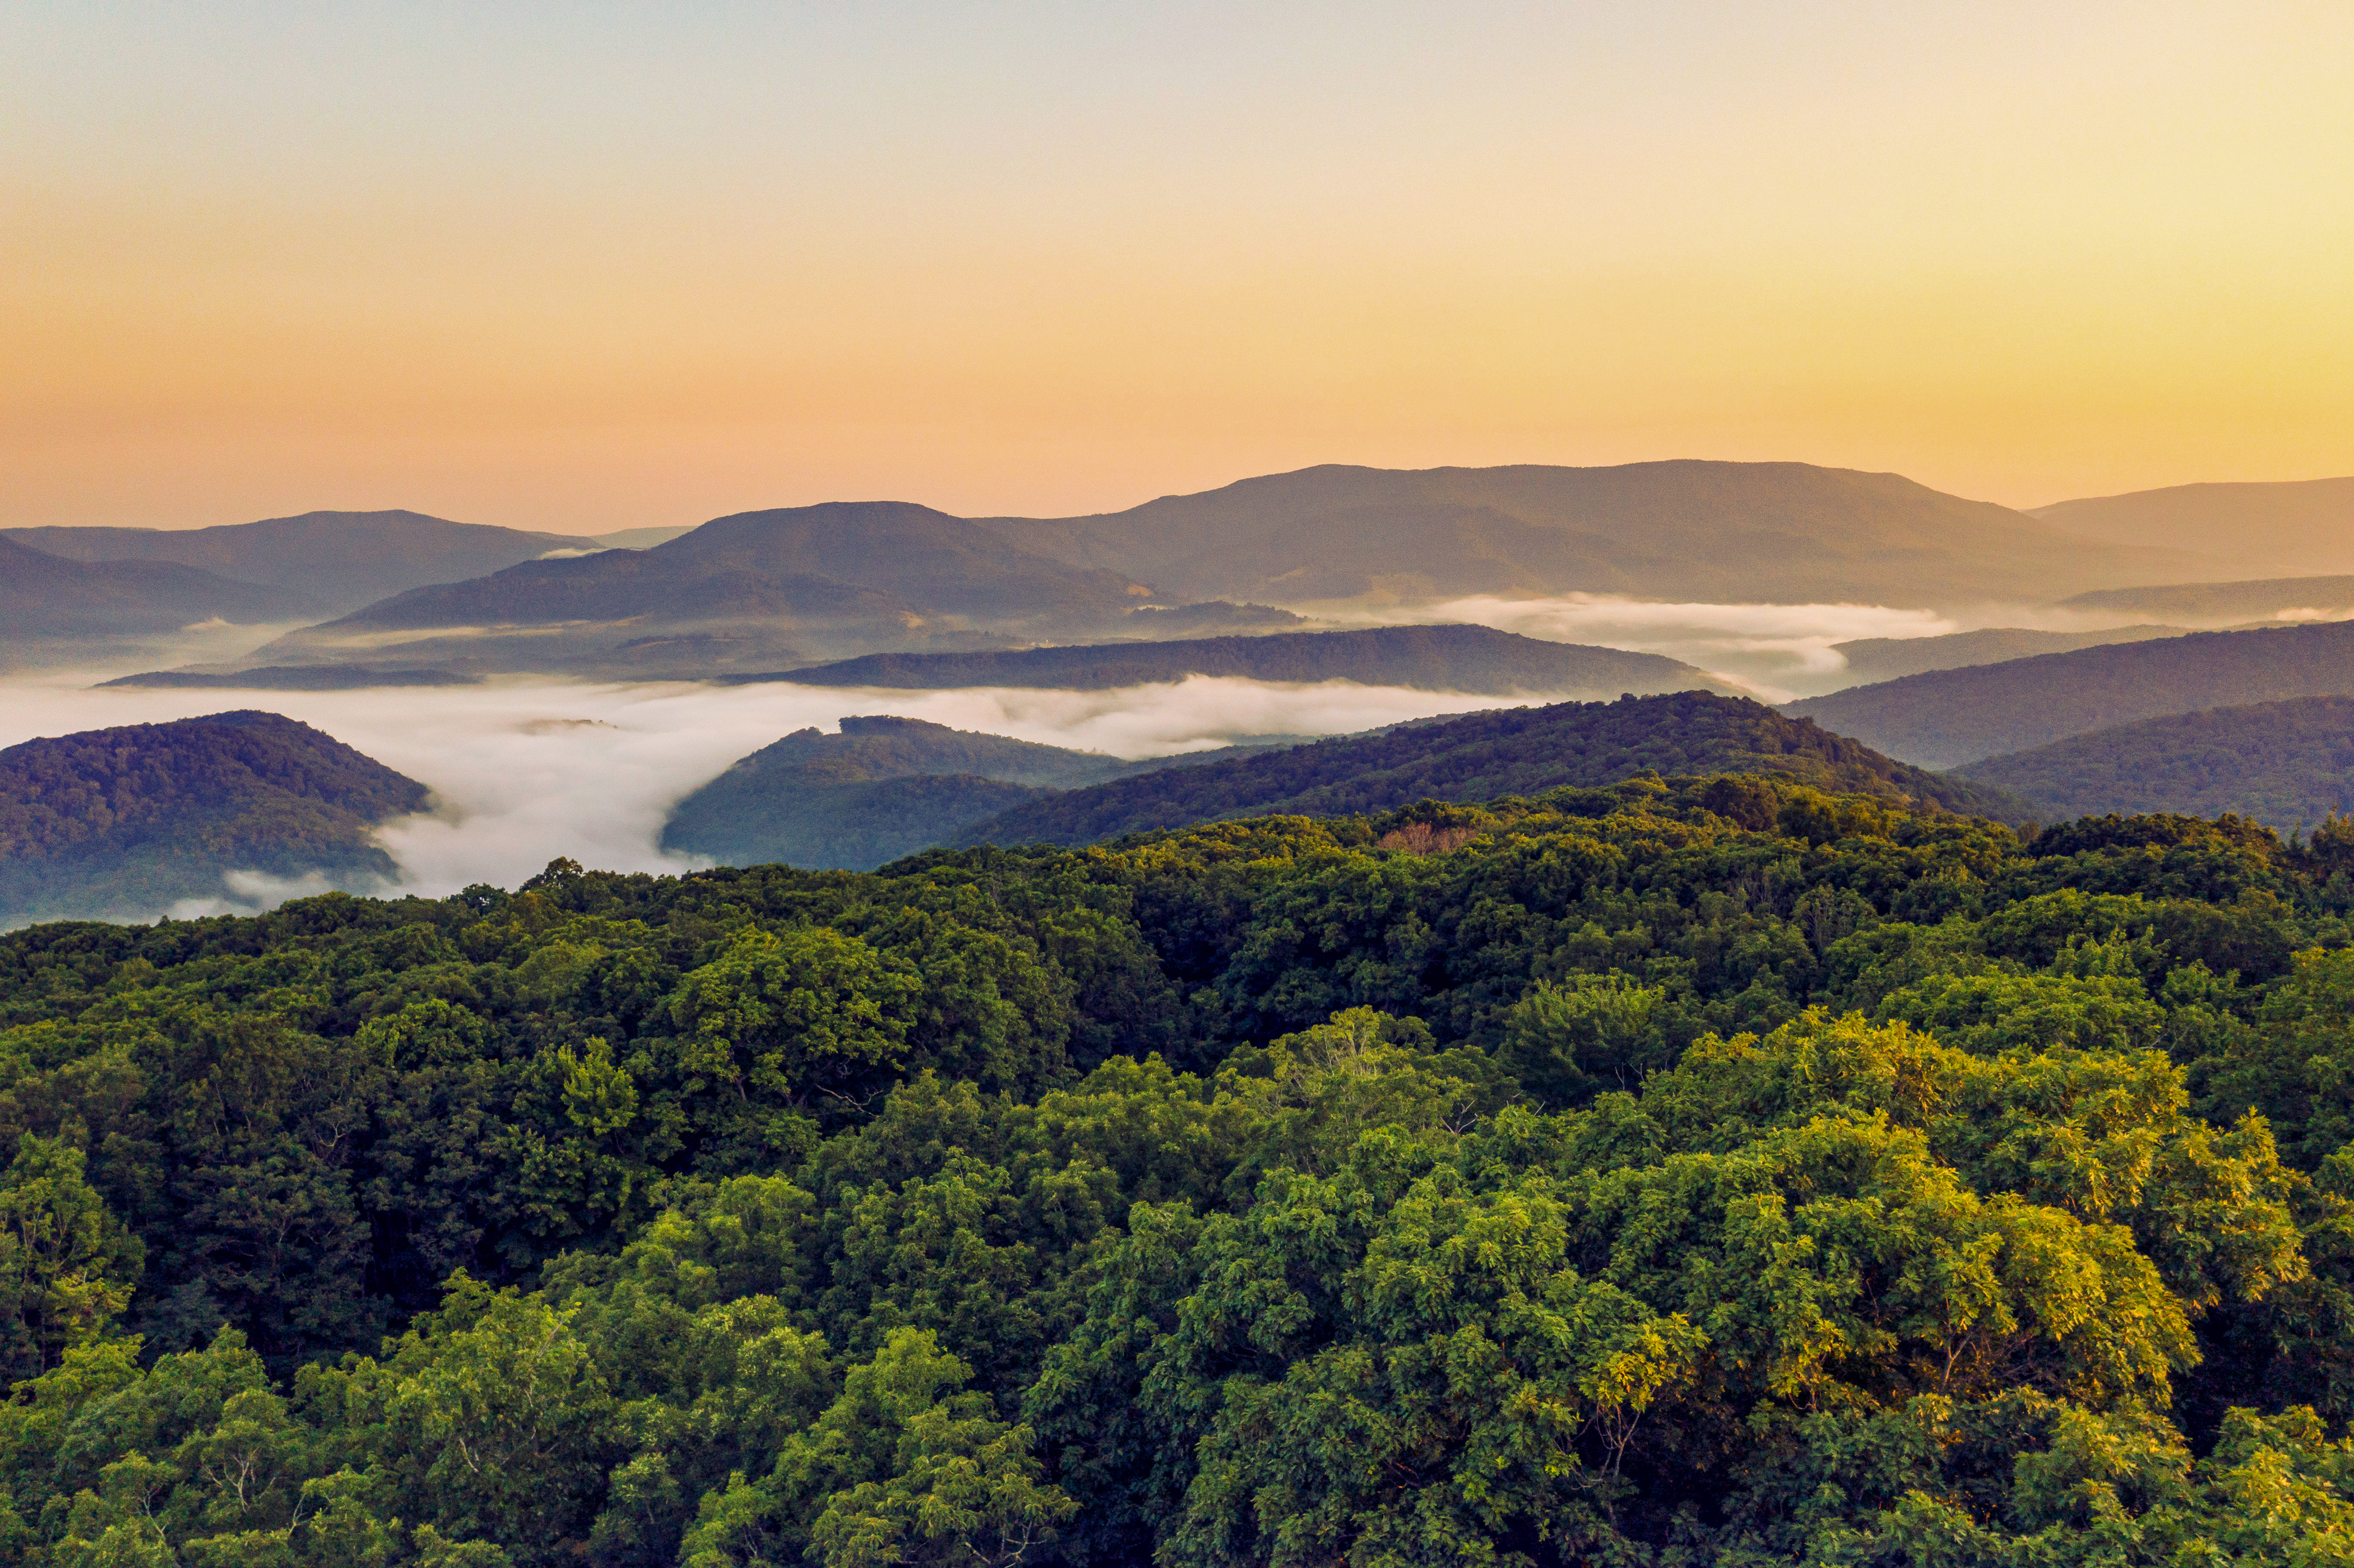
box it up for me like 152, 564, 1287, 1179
0, 673, 1527, 919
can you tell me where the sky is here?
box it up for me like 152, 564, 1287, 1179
4, 1, 2350, 534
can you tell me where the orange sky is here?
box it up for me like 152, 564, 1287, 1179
4, 2, 2350, 533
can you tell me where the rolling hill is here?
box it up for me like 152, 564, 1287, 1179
1786, 621, 2354, 768
1954, 695, 2354, 832
740, 624, 1734, 696
980, 461, 2199, 607
2032, 477, 2354, 578
660, 715, 1277, 871
0, 711, 429, 924
1828, 625, 2187, 685
0, 535, 320, 649
956, 691, 2026, 848
2, 510, 591, 613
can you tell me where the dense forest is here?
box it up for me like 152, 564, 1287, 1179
961, 692, 2026, 847
1961, 694, 2354, 831
9, 769, 2354, 1562
1788, 620, 2354, 767
745, 625, 1723, 697
0, 713, 428, 924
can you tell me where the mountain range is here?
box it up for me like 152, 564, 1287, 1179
0, 711, 429, 924
1827, 625, 2189, 685
977, 461, 2200, 607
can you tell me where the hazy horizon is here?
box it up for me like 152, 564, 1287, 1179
8, 2, 2350, 532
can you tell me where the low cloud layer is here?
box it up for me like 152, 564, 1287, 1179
0, 672, 1524, 920
1423, 595, 1961, 698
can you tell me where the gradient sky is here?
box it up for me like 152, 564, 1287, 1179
5, 1, 2350, 533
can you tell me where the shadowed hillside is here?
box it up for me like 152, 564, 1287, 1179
743, 624, 1732, 696
959, 690, 2026, 847
0, 711, 429, 923
1787, 621, 2354, 768
1957, 694, 2354, 831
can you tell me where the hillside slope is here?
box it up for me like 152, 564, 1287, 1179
0, 711, 429, 923
958, 692, 2024, 848
1956, 695, 2354, 831
745, 624, 1734, 697
1786, 621, 2354, 768
661, 715, 1274, 871
3, 510, 586, 612
1829, 625, 2187, 685
2032, 477, 2354, 577
981, 461, 2197, 606
0, 536, 319, 644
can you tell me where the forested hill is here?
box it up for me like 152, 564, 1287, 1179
6, 782, 2354, 1562
1958, 694, 2354, 831
747, 624, 1730, 696
960, 690, 2024, 847
664, 716, 1165, 872
1786, 620, 2354, 768
0, 711, 428, 922
1829, 624, 2185, 685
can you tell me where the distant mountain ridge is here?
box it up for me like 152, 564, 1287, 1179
1787, 620, 2354, 768
253, 501, 1152, 675
0, 711, 429, 924
957, 692, 2025, 849
742, 624, 1732, 697
2, 510, 587, 613
2032, 477, 2354, 578
1956, 695, 2354, 832
979, 461, 2201, 607
0, 536, 319, 651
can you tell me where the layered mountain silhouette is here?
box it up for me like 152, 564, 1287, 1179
0, 536, 319, 651
743, 625, 1732, 697
1787, 620, 2354, 768
2032, 477, 2354, 578
957, 692, 2026, 848
257, 501, 1152, 674
1956, 695, 2354, 832
3, 510, 590, 613
0, 711, 429, 924
979, 461, 2198, 607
